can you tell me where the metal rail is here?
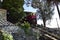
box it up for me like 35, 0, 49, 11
34, 27, 60, 40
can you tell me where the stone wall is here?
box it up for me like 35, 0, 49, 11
0, 9, 14, 26
0, 9, 37, 40
0, 9, 7, 25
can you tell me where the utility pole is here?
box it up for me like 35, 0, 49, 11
56, 18, 59, 30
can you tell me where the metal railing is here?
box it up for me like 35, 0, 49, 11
34, 27, 60, 40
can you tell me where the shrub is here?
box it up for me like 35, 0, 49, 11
21, 21, 31, 35
0, 30, 13, 40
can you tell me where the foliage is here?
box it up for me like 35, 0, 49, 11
37, 2, 54, 20
47, 0, 60, 4
21, 21, 30, 35
46, 0, 60, 18
0, 30, 13, 40
2, 0, 25, 23
31, 0, 54, 27
2, 0, 24, 12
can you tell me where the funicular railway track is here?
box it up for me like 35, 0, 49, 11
33, 27, 60, 40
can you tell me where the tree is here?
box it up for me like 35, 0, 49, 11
47, 0, 60, 18
31, 0, 54, 27
2, 0, 25, 23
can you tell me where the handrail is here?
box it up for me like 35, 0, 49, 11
35, 27, 60, 40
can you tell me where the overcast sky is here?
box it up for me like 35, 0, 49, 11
23, 3, 60, 28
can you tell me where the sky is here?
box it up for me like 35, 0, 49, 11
23, 3, 60, 28
46, 6, 60, 28
23, 3, 37, 12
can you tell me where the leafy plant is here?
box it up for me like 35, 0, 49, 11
0, 30, 13, 40
21, 21, 31, 35
2, 0, 25, 23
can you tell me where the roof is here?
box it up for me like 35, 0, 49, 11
24, 11, 36, 14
